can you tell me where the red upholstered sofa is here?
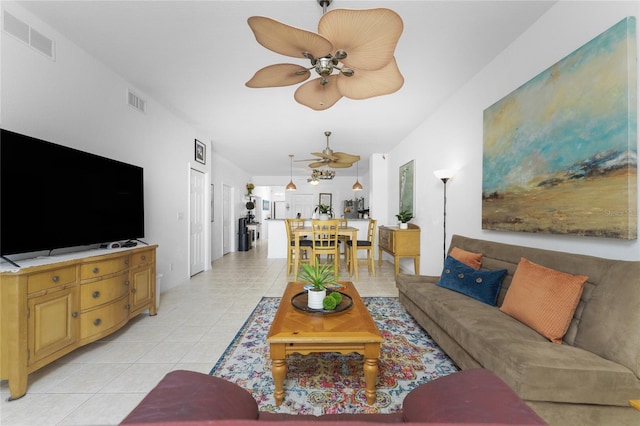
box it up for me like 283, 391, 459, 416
120, 369, 546, 425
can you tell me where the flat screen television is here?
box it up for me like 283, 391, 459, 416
1, 128, 145, 257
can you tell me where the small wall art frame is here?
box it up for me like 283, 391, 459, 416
399, 160, 415, 217
195, 139, 206, 165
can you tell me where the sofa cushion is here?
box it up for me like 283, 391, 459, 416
450, 246, 482, 269
436, 256, 507, 305
500, 257, 587, 344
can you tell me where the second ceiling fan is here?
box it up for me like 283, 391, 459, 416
245, 0, 404, 111
297, 131, 360, 169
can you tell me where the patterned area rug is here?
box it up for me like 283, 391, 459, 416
210, 297, 459, 415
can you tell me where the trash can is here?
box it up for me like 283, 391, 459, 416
238, 218, 250, 251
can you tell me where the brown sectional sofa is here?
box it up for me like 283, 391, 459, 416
396, 234, 640, 426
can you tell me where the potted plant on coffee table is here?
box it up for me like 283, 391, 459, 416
396, 210, 413, 229
298, 262, 335, 309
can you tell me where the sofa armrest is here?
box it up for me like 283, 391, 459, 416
402, 369, 547, 425
120, 371, 259, 424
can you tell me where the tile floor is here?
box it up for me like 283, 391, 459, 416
0, 239, 399, 425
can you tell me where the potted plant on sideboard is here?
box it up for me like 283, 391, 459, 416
396, 210, 413, 229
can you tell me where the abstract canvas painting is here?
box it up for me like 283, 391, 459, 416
482, 17, 637, 239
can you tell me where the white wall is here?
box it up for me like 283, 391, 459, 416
0, 2, 250, 292
387, 1, 640, 275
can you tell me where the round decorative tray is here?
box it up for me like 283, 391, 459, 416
291, 291, 353, 314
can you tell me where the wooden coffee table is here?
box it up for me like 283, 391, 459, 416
267, 281, 383, 406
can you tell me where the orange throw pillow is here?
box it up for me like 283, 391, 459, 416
450, 247, 483, 269
500, 257, 587, 344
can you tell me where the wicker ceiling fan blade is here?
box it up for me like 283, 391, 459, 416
328, 162, 353, 169
318, 8, 403, 71
337, 58, 404, 100
308, 161, 329, 168
333, 152, 361, 163
294, 76, 343, 111
295, 158, 322, 162
248, 16, 333, 59
245, 64, 311, 88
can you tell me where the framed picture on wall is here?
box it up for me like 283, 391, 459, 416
263, 200, 269, 210
319, 193, 332, 211
195, 139, 206, 164
399, 160, 415, 216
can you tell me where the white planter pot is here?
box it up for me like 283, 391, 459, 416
307, 289, 326, 309
319, 214, 329, 221
399, 222, 408, 229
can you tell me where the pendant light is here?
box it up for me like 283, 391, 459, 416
286, 154, 297, 191
352, 160, 363, 191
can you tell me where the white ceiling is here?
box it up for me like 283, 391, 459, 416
17, 0, 556, 177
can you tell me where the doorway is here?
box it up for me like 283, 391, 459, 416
190, 168, 205, 276
223, 184, 232, 254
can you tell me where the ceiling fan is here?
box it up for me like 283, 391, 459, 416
297, 131, 360, 169
245, 0, 404, 111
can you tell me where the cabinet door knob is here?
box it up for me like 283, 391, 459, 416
93, 267, 99, 274
93, 318, 102, 326
125, 304, 131, 310
72, 311, 78, 318
92, 291, 101, 298
141, 255, 146, 261
125, 259, 129, 265
131, 288, 137, 294
124, 280, 130, 286
52, 275, 60, 282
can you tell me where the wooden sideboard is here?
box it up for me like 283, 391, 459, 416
0, 245, 157, 400
378, 225, 420, 275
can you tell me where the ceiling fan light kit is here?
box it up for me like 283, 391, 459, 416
311, 169, 336, 180
246, 1, 404, 110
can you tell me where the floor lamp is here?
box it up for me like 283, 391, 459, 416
434, 170, 454, 262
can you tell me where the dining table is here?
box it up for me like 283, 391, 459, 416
292, 226, 360, 281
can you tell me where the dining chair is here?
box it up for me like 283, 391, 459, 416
347, 219, 377, 276
285, 218, 312, 276
337, 218, 350, 270
310, 219, 340, 278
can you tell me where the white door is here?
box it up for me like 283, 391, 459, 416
223, 184, 232, 254
190, 169, 205, 276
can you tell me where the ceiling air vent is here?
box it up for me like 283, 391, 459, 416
3, 11, 55, 60
127, 89, 147, 113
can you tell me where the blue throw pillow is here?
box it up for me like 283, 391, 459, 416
436, 256, 507, 306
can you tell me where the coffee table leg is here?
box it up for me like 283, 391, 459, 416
363, 357, 378, 405
272, 358, 287, 406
